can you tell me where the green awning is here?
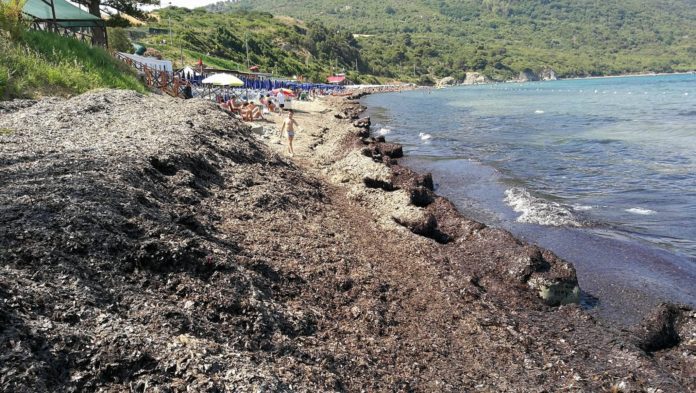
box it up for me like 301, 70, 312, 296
19, 0, 104, 27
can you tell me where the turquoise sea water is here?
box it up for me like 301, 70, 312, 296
364, 74, 696, 323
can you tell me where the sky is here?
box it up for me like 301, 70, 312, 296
69, 0, 221, 12
154, 0, 221, 9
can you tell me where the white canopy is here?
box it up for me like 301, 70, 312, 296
202, 73, 244, 87
182, 66, 200, 77
117, 52, 173, 72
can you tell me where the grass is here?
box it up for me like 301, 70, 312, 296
0, 30, 147, 100
0, 127, 14, 135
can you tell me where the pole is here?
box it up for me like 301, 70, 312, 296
180, 25, 184, 66
245, 32, 250, 70
168, 2, 172, 44
49, 0, 57, 32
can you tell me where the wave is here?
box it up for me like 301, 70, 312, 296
625, 207, 656, 215
504, 187, 582, 227
377, 127, 391, 135
418, 132, 432, 140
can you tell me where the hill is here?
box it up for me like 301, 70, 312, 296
0, 30, 146, 100
211, 0, 696, 81
133, 8, 374, 83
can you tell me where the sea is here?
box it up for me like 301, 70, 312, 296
363, 74, 696, 325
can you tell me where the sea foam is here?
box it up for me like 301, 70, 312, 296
504, 187, 581, 227
625, 207, 656, 215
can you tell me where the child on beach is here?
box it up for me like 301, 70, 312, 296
279, 109, 299, 156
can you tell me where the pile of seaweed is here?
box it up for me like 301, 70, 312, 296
0, 90, 693, 392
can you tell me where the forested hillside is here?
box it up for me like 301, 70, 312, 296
209, 0, 696, 81
138, 8, 371, 83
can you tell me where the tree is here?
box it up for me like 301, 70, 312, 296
73, 0, 158, 45
107, 27, 131, 52
105, 14, 132, 28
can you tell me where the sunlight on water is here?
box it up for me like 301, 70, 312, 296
364, 74, 696, 320
365, 74, 696, 258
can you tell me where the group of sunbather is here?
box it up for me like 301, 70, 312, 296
217, 95, 264, 121
215, 92, 301, 157
217, 92, 291, 122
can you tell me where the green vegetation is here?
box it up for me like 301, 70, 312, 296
0, 30, 146, 99
0, 127, 14, 135
108, 27, 132, 52
212, 0, 696, 81
0, 0, 26, 40
138, 8, 376, 83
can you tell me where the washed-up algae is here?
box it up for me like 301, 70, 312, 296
0, 89, 694, 392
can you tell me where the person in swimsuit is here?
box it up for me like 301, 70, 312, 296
279, 109, 299, 156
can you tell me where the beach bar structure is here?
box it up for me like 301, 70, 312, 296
16, 0, 107, 45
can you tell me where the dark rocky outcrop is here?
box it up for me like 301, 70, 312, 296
518, 68, 540, 82
352, 116, 371, 129
635, 303, 695, 352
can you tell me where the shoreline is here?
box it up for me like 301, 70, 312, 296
1, 89, 695, 391
434, 70, 696, 87
255, 90, 696, 388
354, 87, 696, 326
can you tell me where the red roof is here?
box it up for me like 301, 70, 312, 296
327, 75, 346, 83
249, 65, 259, 71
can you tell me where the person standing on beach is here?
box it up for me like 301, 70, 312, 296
279, 109, 299, 156
276, 90, 286, 112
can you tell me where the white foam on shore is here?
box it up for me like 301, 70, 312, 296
572, 204, 593, 211
504, 187, 581, 227
625, 207, 656, 215
377, 127, 391, 135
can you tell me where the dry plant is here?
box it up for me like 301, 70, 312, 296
0, 0, 27, 40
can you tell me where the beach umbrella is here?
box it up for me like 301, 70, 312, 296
202, 73, 244, 87
272, 88, 295, 97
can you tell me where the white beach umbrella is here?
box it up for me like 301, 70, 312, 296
202, 73, 244, 87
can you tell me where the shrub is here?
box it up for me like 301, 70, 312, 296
0, 0, 27, 40
108, 27, 132, 53
143, 47, 163, 59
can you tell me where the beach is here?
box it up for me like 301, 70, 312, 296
1, 90, 694, 391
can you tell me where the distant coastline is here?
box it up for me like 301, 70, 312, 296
560, 70, 696, 81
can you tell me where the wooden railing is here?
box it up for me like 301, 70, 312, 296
115, 52, 189, 99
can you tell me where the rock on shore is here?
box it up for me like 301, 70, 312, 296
463, 72, 490, 85
1, 89, 694, 392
